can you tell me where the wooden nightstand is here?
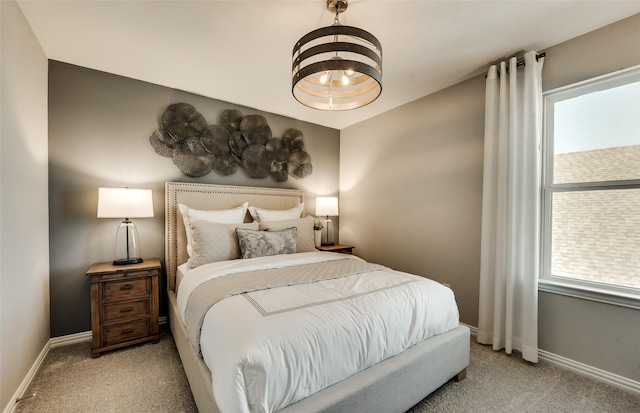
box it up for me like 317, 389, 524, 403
316, 244, 354, 254
86, 258, 161, 358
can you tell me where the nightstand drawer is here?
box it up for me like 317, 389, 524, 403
103, 299, 149, 322
104, 278, 149, 301
103, 320, 150, 346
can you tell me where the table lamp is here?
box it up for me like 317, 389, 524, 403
97, 187, 154, 265
315, 196, 339, 246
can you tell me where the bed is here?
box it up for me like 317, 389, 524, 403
165, 182, 469, 413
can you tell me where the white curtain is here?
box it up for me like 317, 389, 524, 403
477, 50, 544, 363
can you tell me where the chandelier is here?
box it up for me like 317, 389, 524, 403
292, 0, 383, 111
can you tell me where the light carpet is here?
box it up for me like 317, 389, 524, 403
14, 331, 640, 412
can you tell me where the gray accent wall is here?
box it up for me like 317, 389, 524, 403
340, 13, 640, 382
0, 0, 50, 409
48, 61, 340, 337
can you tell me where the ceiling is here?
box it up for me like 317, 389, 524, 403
17, 1, 640, 130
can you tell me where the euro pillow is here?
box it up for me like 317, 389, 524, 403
236, 227, 297, 259
248, 203, 304, 222
259, 216, 315, 253
189, 221, 259, 268
179, 202, 248, 256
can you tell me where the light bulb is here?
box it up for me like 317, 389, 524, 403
319, 72, 329, 84
341, 73, 349, 86
345, 68, 354, 76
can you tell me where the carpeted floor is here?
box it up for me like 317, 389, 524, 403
14, 330, 640, 413
16, 331, 197, 413
408, 342, 640, 413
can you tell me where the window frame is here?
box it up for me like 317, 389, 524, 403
540, 65, 640, 310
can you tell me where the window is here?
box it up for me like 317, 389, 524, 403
541, 66, 640, 308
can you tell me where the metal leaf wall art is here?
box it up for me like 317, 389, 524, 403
149, 104, 313, 181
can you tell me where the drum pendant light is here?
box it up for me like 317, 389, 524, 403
292, 0, 383, 111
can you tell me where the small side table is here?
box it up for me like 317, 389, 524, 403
316, 244, 355, 254
86, 258, 161, 358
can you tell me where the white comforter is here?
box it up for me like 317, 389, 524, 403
177, 252, 460, 413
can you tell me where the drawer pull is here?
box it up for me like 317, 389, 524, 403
120, 284, 133, 291
119, 307, 134, 313
120, 328, 134, 335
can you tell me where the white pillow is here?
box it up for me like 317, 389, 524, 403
189, 221, 259, 268
248, 203, 304, 222
259, 216, 315, 253
179, 202, 248, 256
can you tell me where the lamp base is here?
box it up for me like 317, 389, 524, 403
113, 219, 143, 266
321, 217, 335, 246
113, 258, 144, 266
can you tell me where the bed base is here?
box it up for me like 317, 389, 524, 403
169, 291, 218, 413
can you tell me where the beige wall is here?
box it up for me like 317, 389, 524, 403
48, 62, 340, 337
340, 77, 485, 327
0, 0, 50, 409
341, 13, 640, 381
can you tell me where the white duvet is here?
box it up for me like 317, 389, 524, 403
177, 252, 460, 413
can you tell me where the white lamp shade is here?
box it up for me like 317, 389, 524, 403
315, 197, 339, 216
97, 187, 154, 218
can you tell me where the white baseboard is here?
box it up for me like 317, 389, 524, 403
50, 330, 92, 347
461, 322, 639, 394
538, 349, 640, 394
460, 322, 478, 336
2, 340, 50, 413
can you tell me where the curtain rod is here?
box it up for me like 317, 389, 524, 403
515, 52, 546, 68
487, 52, 546, 78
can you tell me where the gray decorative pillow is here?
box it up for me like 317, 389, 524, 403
236, 227, 297, 259
190, 221, 259, 268
259, 216, 315, 253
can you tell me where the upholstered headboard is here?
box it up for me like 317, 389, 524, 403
165, 182, 305, 291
